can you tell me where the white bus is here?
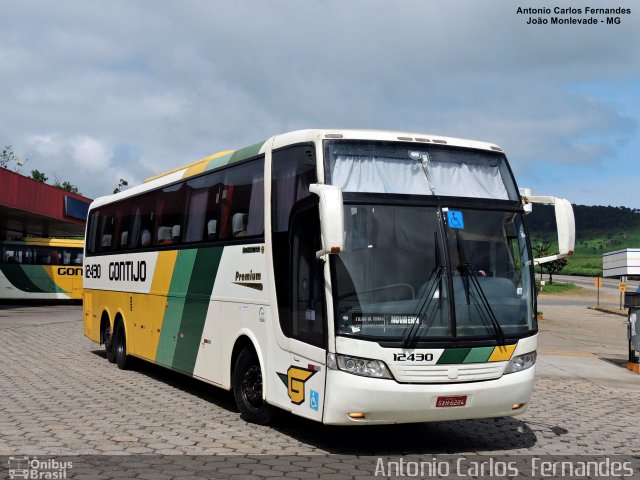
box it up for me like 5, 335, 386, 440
83, 129, 574, 425
1, 238, 84, 300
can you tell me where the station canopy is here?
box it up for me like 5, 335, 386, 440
0, 168, 92, 239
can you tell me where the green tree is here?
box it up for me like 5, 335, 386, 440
54, 180, 81, 195
532, 241, 551, 282
0, 145, 17, 168
31, 169, 48, 183
539, 257, 568, 284
52, 173, 81, 195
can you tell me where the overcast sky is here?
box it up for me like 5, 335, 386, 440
1, 0, 638, 208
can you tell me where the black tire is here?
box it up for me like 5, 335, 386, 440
102, 320, 116, 363
113, 321, 129, 370
233, 349, 274, 425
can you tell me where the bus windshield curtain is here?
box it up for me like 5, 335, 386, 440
332, 156, 431, 195
429, 160, 508, 200
331, 155, 510, 200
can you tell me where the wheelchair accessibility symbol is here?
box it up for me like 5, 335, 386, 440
447, 210, 465, 230
310, 389, 319, 411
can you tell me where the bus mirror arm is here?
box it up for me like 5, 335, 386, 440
523, 195, 576, 265
309, 184, 345, 260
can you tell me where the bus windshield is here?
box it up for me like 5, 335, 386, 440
331, 205, 535, 342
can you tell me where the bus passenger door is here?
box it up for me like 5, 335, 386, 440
286, 203, 327, 421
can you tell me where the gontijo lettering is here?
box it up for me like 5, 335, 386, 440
108, 261, 147, 282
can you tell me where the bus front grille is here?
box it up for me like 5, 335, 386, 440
394, 362, 506, 383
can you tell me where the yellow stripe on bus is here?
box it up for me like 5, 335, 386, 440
42, 265, 83, 299
151, 250, 179, 294
488, 344, 517, 362
182, 150, 235, 179
143, 250, 179, 361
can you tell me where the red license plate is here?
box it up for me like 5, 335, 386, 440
436, 395, 467, 407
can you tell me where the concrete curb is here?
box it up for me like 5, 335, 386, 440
588, 305, 628, 317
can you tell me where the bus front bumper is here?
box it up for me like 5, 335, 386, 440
322, 367, 535, 425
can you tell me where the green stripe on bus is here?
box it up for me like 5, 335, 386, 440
0, 264, 46, 293
203, 141, 265, 172
463, 346, 494, 363
171, 247, 223, 374
229, 141, 265, 164
27, 266, 66, 294
205, 151, 234, 171
155, 249, 199, 367
437, 348, 471, 365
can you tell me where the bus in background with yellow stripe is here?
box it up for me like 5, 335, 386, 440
82, 129, 575, 425
1, 238, 83, 300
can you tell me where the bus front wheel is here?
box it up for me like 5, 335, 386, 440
113, 322, 129, 370
233, 349, 274, 425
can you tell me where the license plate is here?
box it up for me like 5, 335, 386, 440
436, 395, 467, 407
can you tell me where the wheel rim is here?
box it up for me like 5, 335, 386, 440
241, 365, 263, 410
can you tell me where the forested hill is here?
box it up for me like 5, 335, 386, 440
527, 204, 640, 239
526, 204, 640, 275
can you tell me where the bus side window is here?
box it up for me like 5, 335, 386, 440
290, 203, 326, 348
97, 208, 115, 252
220, 158, 264, 240
271, 144, 318, 341
183, 185, 209, 243
86, 211, 97, 254
154, 184, 184, 247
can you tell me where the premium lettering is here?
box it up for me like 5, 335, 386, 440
235, 270, 261, 282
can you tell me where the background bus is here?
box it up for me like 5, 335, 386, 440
83, 129, 574, 425
0, 238, 84, 300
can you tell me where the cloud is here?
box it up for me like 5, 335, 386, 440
0, 0, 638, 204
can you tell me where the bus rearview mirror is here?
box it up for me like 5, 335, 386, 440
523, 195, 576, 265
309, 184, 345, 260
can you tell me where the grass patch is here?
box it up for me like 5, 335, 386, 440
538, 282, 581, 295
532, 226, 640, 277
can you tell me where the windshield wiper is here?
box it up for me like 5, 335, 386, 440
402, 232, 446, 348
401, 265, 444, 348
454, 231, 506, 346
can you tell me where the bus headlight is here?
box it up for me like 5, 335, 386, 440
327, 353, 394, 379
504, 351, 537, 374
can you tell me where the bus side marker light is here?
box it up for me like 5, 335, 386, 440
348, 412, 366, 419
512, 403, 525, 410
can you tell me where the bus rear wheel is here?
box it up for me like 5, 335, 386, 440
102, 321, 116, 363
233, 349, 274, 425
113, 322, 129, 370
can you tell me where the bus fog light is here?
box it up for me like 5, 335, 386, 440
505, 351, 537, 374
330, 353, 394, 379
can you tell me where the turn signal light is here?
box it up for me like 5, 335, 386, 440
512, 403, 525, 410
348, 412, 366, 419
